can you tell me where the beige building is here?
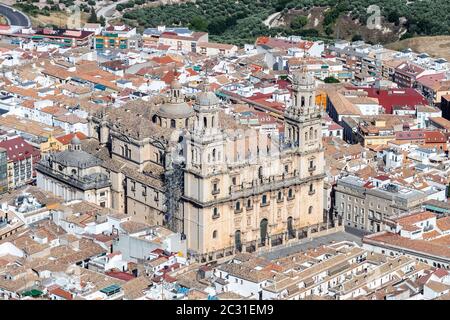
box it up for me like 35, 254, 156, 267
83, 68, 325, 261
36, 137, 111, 208
183, 69, 325, 261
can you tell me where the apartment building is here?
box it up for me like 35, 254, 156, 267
335, 175, 428, 232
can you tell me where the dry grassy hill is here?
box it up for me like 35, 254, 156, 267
385, 36, 450, 61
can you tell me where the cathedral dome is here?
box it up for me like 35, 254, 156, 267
157, 101, 194, 119
157, 79, 194, 119
196, 91, 220, 107
71, 135, 81, 145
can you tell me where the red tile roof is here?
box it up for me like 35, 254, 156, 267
394, 211, 436, 226
55, 132, 87, 145
364, 231, 450, 259
49, 287, 73, 300
0, 137, 38, 162
424, 131, 447, 143
105, 271, 136, 282
361, 88, 428, 114
152, 55, 176, 65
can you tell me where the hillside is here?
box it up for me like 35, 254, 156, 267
385, 36, 450, 61
119, 0, 450, 46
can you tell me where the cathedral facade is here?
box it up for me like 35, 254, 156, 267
37, 68, 327, 261
183, 68, 325, 260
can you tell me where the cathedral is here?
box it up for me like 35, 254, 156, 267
36, 67, 325, 261
183, 67, 325, 260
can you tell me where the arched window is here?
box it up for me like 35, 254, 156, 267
287, 216, 294, 239
235, 230, 242, 252
260, 219, 268, 246
213, 207, 219, 218
258, 166, 263, 179
213, 230, 217, 239
247, 199, 252, 208
308, 206, 313, 214
277, 191, 282, 201
309, 184, 314, 193
211, 116, 215, 127
309, 127, 313, 140
203, 117, 207, 128
212, 148, 216, 161
185, 118, 189, 127
170, 119, 176, 128
288, 189, 293, 198
314, 129, 318, 139
305, 132, 308, 141
235, 201, 241, 211
152, 115, 158, 124
301, 96, 305, 107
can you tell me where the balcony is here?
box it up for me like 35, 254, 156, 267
35, 163, 111, 191
309, 189, 316, 195
234, 208, 243, 214
212, 189, 220, 195
308, 165, 316, 172
212, 213, 220, 220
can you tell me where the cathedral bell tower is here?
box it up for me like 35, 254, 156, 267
284, 66, 322, 154
185, 79, 226, 175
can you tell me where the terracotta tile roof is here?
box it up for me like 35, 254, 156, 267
437, 216, 450, 232
394, 211, 436, 226
0, 137, 38, 162
49, 287, 73, 300
364, 231, 450, 259
56, 132, 87, 145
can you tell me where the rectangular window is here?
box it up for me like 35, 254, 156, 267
212, 182, 220, 195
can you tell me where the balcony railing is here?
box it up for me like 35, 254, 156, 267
36, 163, 111, 191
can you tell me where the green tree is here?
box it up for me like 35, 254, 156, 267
324, 76, 340, 83
190, 16, 209, 32
99, 16, 106, 27
290, 16, 308, 30
88, 6, 98, 23
351, 34, 363, 42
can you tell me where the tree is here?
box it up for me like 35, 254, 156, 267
290, 16, 308, 30
88, 6, 98, 23
99, 16, 106, 27
351, 34, 363, 42
324, 76, 340, 84
190, 16, 209, 32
